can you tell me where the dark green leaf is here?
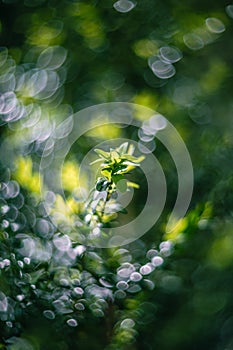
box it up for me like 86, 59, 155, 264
96, 177, 109, 191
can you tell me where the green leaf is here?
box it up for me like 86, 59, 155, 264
115, 164, 135, 174
127, 144, 135, 155
96, 177, 109, 191
117, 142, 129, 155
113, 164, 128, 175
110, 150, 120, 162
127, 181, 139, 189
123, 161, 140, 167
90, 158, 103, 165
101, 167, 112, 180
94, 148, 110, 159
122, 155, 145, 163
112, 174, 124, 184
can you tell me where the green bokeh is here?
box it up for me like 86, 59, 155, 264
0, 0, 233, 349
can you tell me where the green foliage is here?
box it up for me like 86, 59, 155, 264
88, 143, 143, 223
0, 148, 168, 349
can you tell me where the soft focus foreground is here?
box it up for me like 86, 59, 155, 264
0, 0, 233, 349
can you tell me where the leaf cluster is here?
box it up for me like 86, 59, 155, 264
94, 142, 144, 194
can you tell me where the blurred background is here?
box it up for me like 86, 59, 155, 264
0, 0, 233, 349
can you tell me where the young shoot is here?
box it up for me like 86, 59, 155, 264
86, 142, 144, 225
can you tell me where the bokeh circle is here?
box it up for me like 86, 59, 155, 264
40, 102, 193, 247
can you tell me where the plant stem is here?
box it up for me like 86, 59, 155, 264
100, 182, 112, 218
